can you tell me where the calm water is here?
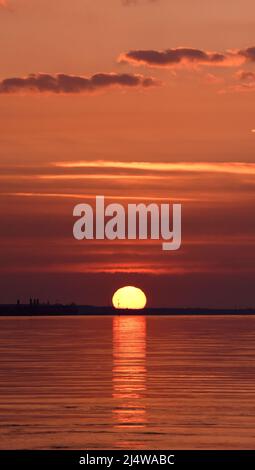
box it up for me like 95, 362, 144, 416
0, 315, 255, 449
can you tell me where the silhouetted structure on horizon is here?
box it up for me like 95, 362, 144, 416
0, 301, 255, 316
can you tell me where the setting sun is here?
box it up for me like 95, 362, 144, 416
112, 286, 147, 310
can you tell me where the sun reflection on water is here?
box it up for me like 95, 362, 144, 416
112, 315, 147, 429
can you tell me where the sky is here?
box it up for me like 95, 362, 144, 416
0, 0, 255, 307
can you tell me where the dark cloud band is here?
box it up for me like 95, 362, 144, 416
119, 46, 255, 68
120, 48, 227, 66
0, 72, 160, 94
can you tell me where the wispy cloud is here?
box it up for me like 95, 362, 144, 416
235, 70, 255, 91
0, 72, 160, 94
1, 158, 254, 284
238, 70, 255, 82
222, 70, 255, 93
2, 192, 193, 202
0, 161, 254, 209
54, 160, 255, 176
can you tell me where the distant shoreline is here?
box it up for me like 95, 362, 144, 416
0, 304, 255, 316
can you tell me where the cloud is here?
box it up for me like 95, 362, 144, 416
237, 70, 255, 83
1, 160, 254, 208
1, 158, 255, 288
238, 47, 255, 62
0, 72, 160, 94
119, 47, 241, 68
54, 160, 255, 176
119, 46, 255, 69
224, 70, 255, 93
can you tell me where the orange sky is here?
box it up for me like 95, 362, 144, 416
0, 0, 255, 306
